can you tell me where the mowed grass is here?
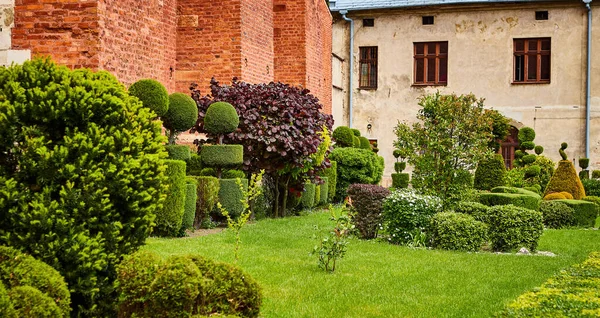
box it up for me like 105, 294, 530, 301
144, 210, 600, 318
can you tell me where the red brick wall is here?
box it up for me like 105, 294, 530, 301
305, 0, 332, 114
176, 0, 243, 94
12, 0, 101, 69
97, 0, 177, 92
240, 0, 274, 84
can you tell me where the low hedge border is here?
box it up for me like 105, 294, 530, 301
552, 199, 599, 228
201, 145, 244, 167
478, 192, 541, 211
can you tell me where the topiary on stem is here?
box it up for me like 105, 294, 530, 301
129, 79, 169, 117
163, 93, 198, 144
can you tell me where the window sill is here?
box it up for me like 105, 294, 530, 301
511, 81, 550, 85
411, 83, 447, 87
358, 87, 377, 91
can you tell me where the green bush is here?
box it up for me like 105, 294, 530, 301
218, 178, 248, 219
582, 195, 600, 207
593, 170, 600, 179
517, 127, 535, 142
320, 177, 329, 204
453, 201, 490, 223
382, 189, 442, 244
543, 192, 567, 200
347, 184, 391, 239
301, 183, 316, 209
523, 165, 540, 178
579, 158, 590, 170
521, 154, 536, 165
186, 153, 203, 175
429, 212, 488, 252
553, 199, 599, 227
544, 160, 586, 200
522, 185, 541, 194
315, 185, 321, 205
332, 126, 354, 147
0, 282, 14, 317
330, 147, 384, 201
582, 178, 600, 197
486, 205, 543, 252
352, 136, 361, 148
579, 170, 590, 180
165, 144, 191, 161
199, 168, 245, 179
498, 252, 600, 317
116, 250, 162, 316
0, 58, 167, 316
479, 193, 541, 211
323, 161, 338, 202
163, 92, 198, 133
491, 186, 540, 197
391, 173, 409, 188
359, 136, 371, 150
474, 154, 507, 190
9, 286, 62, 318
351, 128, 361, 137
394, 162, 406, 173
534, 145, 544, 155
201, 145, 244, 168
539, 200, 575, 229
189, 176, 220, 227
180, 179, 198, 234
154, 160, 187, 237
128, 78, 169, 117
204, 102, 239, 135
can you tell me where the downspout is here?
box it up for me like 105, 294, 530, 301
340, 10, 354, 128
584, 0, 592, 158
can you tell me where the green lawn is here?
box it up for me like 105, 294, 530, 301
144, 210, 600, 318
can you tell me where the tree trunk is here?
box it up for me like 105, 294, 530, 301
273, 175, 280, 218
281, 176, 291, 217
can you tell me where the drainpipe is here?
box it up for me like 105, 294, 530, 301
584, 0, 592, 158
340, 10, 354, 128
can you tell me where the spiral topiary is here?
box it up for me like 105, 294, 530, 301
560, 142, 568, 160
204, 102, 240, 135
129, 79, 169, 117
163, 93, 199, 144
332, 126, 354, 147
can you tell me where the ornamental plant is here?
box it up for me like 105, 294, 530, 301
579, 158, 590, 180
347, 184, 391, 239
163, 92, 198, 144
329, 147, 384, 202
0, 58, 167, 316
128, 78, 169, 117
429, 212, 488, 252
474, 154, 507, 190
543, 143, 586, 200
312, 206, 353, 273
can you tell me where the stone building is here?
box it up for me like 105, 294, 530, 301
0, 0, 332, 114
330, 0, 599, 184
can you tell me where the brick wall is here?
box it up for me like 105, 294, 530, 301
240, 0, 274, 84
97, 0, 177, 91
306, 0, 332, 114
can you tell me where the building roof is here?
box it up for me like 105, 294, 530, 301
329, 0, 566, 12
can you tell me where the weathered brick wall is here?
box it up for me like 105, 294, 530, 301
176, 0, 243, 94
97, 0, 177, 91
306, 0, 332, 114
12, 0, 101, 69
240, 0, 274, 84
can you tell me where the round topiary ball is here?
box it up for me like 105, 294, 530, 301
351, 128, 361, 137
332, 126, 354, 147
534, 145, 544, 155
522, 154, 537, 165
129, 79, 169, 117
163, 93, 198, 133
393, 149, 402, 159
204, 102, 240, 135
520, 141, 535, 151
518, 127, 536, 143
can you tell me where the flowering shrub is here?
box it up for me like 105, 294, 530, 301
382, 189, 442, 244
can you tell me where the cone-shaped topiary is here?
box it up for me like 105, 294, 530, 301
204, 102, 240, 135
332, 126, 354, 147
544, 159, 586, 200
129, 79, 169, 117
163, 93, 198, 144
474, 154, 507, 190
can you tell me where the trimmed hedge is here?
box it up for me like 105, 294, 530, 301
593, 170, 600, 179
189, 176, 220, 228
315, 185, 321, 205
301, 183, 316, 209
474, 154, 507, 190
332, 126, 354, 147
539, 200, 575, 229
553, 199, 599, 228
394, 162, 406, 173
391, 173, 409, 188
544, 160, 586, 200
582, 195, 600, 207
429, 212, 488, 252
201, 145, 244, 168
491, 186, 540, 197
320, 177, 329, 205
499, 252, 600, 317
478, 193, 541, 211
128, 79, 169, 117
347, 184, 391, 239
204, 102, 239, 135
155, 159, 187, 237
186, 153, 203, 175
218, 178, 248, 219
180, 179, 198, 234
330, 147, 384, 201
582, 178, 600, 197
324, 161, 338, 202
165, 144, 191, 161
453, 201, 490, 223
359, 136, 371, 149
199, 168, 246, 179
163, 92, 198, 133
486, 205, 544, 252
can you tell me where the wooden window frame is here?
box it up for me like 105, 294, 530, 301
359, 46, 378, 89
413, 41, 448, 86
513, 38, 551, 84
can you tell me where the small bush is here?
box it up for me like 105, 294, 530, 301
543, 192, 567, 200
163, 92, 198, 133
521, 154, 536, 165
579, 158, 590, 170
330, 147, 384, 201
155, 160, 187, 237
9, 286, 62, 318
474, 154, 507, 190
359, 136, 371, 149
188, 176, 220, 228
582, 195, 600, 207
544, 160, 586, 200
0, 282, 14, 317
523, 165, 540, 178
319, 177, 329, 205
129, 79, 169, 117
201, 145, 244, 168
116, 250, 162, 316
453, 201, 490, 223
332, 126, 354, 147
553, 199, 599, 228
301, 183, 316, 209
204, 102, 239, 135
352, 136, 361, 148
517, 127, 535, 142
429, 212, 488, 252
582, 178, 600, 196
394, 162, 406, 173
479, 193, 541, 211
534, 145, 544, 155
218, 178, 248, 219
186, 153, 203, 175
347, 184, 391, 239
579, 170, 590, 180
324, 161, 338, 202
593, 170, 600, 179
540, 200, 575, 229
351, 128, 361, 137
522, 185, 541, 194
165, 144, 191, 161
391, 173, 409, 189
491, 186, 540, 197
180, 179, 198, 234
486, 205, 544, 252
559, 191, 574, 199
382, 189, 442, 244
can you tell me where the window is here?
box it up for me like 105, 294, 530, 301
359, 46, 377, 89
535, 11, 548, 20
363, 18, 374, 27
422, 16, 434, 25
413, 41, 448, 85
514, 38, 550, 83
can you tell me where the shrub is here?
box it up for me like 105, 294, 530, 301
323, 161, 338, 202
517, 127, 535, 142
218, 179, 248, 219
128, 78, 169, 117
559, 191, 574, 199
347, 184, 391, 239
479, 193, 541, 211
394, 162, 406, 173
359, 136, 371, 150
521, 154, 536, 165
579, 158, 590, 170
582, 178, 600, 196
453, 201, 490, 223
199, 168, 246, 179
523, 165, 540, 178
391, 173, 410, 189
474, 154, 507, 190
579, 170, 590, 180
180, 179, 198, 234
544, 160, 586, 200
523, 185, 541, 194
186, 153, 203, 175
0, 58, 167, 316
163, 93, 198, 142
320, 177, 329, 204
486, 205, 543, 252
534, 145, 544, 155
351, 128, 361, 137
553, 199, 599, 227
352, 135, 361, 148
332, 126, 354, 147
593, 170, 600, 179
540, 200, 575, 229
155, 160, 187, 237
491, 186, 540, 197
543, 192, 567, 200
201, 145, 244, 168
330, 147, 384, 201
582, 195, 600, 207
116, 250, 162, 316
382, 189, 442, 244
9, 286, 62, 318
301, 183, 316, 209
520, 141, 535, 150
429, 212, 488, 252
0, 282, 14, 317
165, 144, 191, 161
204, 102, 239, 135
188, 176, 219, 228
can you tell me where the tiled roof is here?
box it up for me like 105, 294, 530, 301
329, 0, 564, 11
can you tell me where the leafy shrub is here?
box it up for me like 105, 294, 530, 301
474, 154, 507, 190
593, 170, 600, 179
517, 127, 535, 143
498, 252, 600, 317
204, 102, 239, 135
579, 170, 590, 180
319, 177, 329, 205
186, 153, 203, 175
579, 158, 590, 170
128, 78, 169, 117
540, 200, 575, 229
394, 162, 406, 173
582, 178, 600, 196
323, 161, 338, 202
359, 136, 371, 149
534, 145, 544, 155
351, 128, 361, 136
391, 173, 410, 189
352, 136, 361, 148
116, 250, 162, 316
301, 183, 316, 209
218, 179, 248, 219
522, 185, 541, 194
582, 195, 600, 207
486, 205, 544, 252
429, 212, 488, 252
543, 192, 567, 200
155, 160, 186, 237
330, 147, 384, 201
559, 191, 574, 199
163, 93, 198, 143
553, 199, 599, 227
453, 201, 490, 223
188, 176, 220, 228
544, 160, 586, 200
0, 58, 167, 316
180, 179, 198, 234
165, 144, 191, 161
314, 185, 321, 206
0, 282, 14, 317
382, 189, 442, 244
332, 126, 354, 147
9, 286, 62, 318
201, 145, 244, 168
491, 186, 540, 196
347, 184, 391, 239
479, 193, 541, 211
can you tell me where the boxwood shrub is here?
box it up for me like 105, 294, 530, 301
322, 161, 338, 202
330, 147, 384, 202
486, 205, 544, 252
347, 184, 391, 239
491, 186, 540, 197
474, 154, 507, 190
539, 200, 575, 229
391, 173, 409, 189
218, 178, 248, 219
188, 176, 220, 229
332, 126, 354, 147
180, 178, 198, 234
165, 144, 191, 161
429, 212, 488, 252
552, 199, 598, 228
186, 153, 203, 176
478, 192, 541, 211
319, 177, 329, 205
128, 78, 169, 117
382, 189, 442, 244
155, 159, 187, 237
201, 145, 244, 168
453, 201, 490, 223
301, 183, 316, 209
582, 178, 600, 197
544, 160, 586, 200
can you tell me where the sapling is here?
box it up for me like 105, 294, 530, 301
311, 205, 353, 273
